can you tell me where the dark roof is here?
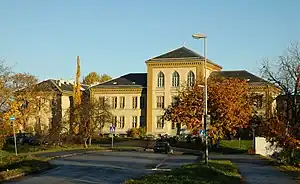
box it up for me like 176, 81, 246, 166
151, 46, 205, 60
15, 79, 86, 95
92, 73, 147, 88
211, 70, 268, 83
147, 46, 222, 69
50, 79, 74, 92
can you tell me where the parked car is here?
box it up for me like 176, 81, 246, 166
154, 141, 173, 154
5, 133, 34, 145
28, 135, 48, 145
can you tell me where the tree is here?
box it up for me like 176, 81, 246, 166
261, 41, 300, 164
79, 97, 112, 147
3, 73, 53, 134
163, 77, 252, 141
0, 59, 13, 111
71, 56, 82, 135
83, 72, 112, 85
10, 73, 38, 90
163, 82, 204, 134
100, 74, 112, 82
83, 72, 101, 85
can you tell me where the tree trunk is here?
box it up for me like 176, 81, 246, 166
88, 136, 91, 146
83, 137, 88, 148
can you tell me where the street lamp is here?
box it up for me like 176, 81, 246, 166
193, 33, 208, 165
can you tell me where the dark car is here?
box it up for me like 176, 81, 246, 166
154, 141, 173, 154
5, 133, 34, 145
28, 135, 48, 145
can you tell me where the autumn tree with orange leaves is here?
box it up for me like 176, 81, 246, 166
261, 42, 300, 164
163, 76, 252, 141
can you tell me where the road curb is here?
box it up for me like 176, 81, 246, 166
0, 163, 54, 182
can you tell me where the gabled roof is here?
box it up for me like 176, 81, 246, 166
50, 79, 74, 92
211, 70, 268, 83
91, 73, 147, 88
151, 46, 205, 60
146, 46, 222, 69
15, 79, 77, 94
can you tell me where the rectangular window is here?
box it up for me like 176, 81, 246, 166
156, 116, 164, 129
171, 96, 178, 106
132, 116, 138, 128
156, 96, 164, 108
111, 97, 117, 109
140, 96, 145, 109
171, 122, 176, 129
118, 116, 125, 128
140, 116, 145, 127
112, 116, 117, 127
253, 94, 263, 109
119, 97, 125, 109
132, 96, 138, 109
99, 97, 105, 105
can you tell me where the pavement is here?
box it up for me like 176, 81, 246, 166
7, 151, 198, 184
210, 154, 298, 184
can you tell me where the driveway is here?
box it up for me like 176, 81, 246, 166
8, 151, 198, 184
210, 154, 298, 184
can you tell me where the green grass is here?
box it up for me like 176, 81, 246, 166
1, 144, 104, 156
220, 140, 252, 150
0, 155, 51, 181
125, 160, 242, 184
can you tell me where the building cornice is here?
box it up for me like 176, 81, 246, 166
91, 87, 144, 94
146, 59, 222, 71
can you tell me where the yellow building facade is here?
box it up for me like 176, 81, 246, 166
90, 46, 279, 136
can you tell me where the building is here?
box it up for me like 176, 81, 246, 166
16, 79, 79, 134
212, 70, 280, 118
90, 46, 280, 136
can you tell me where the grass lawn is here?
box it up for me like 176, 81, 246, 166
0, 154, 51, 181
1, 143, 104, 156
125, 160, 242, 184
171, 139, 252, 154
218, 140, 252, 151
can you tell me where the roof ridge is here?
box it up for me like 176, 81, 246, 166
181, 46, 203, 57
146, 46, 188, 60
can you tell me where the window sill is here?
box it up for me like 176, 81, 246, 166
155, 87, 165, 91
170, 87, 179, 90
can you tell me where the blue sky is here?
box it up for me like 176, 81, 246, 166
1, 0, 300, 81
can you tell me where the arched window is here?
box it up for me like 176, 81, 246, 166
172, 71, 180, 87
187, 71, 195, 87
157, 71, 165, 87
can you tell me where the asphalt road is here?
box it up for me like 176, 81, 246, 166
8, 151, 198, 184
210, 154, 298, 184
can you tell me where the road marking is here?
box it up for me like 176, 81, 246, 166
147, 168, 171, 171
155, 156, 169, 169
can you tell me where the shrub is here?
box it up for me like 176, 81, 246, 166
137, 127, 146, 138
126, 128, 139, 138
126, 128, 146, 138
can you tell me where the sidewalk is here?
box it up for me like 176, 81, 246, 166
210, 154, 298, 184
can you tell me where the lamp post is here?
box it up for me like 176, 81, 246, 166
193, 33, 208, 164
